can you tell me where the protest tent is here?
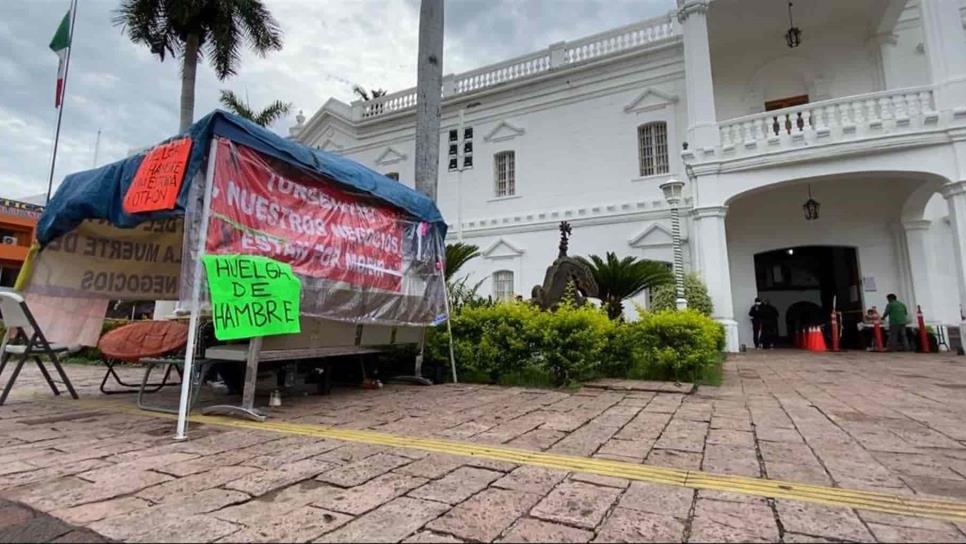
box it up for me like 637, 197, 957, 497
27, 110, 451, 438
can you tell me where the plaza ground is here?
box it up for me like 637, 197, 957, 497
1, 350, 965, 542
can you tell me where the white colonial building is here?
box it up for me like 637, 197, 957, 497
292, 0, 966, 352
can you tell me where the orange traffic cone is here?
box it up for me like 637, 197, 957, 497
813, 327, 827, 352
803, 327, 812, 351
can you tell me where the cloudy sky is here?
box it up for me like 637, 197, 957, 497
1, 0, 672, 200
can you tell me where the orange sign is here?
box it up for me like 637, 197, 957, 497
123, 137, 192, 213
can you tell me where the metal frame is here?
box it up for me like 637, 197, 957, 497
175, 139, 219, 439
0, 296, 78, 405
99, 359, 181, 395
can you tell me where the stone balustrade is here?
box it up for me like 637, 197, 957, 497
350, 13, 678, 121
717, 86, 939, 157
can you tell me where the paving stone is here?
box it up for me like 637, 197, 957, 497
592, 507, 685, 543
653, 420, 707, 453
530, 481, 621, 529
213, 481, 336, 524
137, 466, 257, 504
866, 522, 966, 543
408, 467, 502, 504
754, 426, 803, 443
618, 482, 694, 518
506, 428, 566, 451
53, 496, 152, 525
51, 528, 114, 543
701, 444, 761, 477
316, 453, 412, 488
426, 487, 540, 542
689, 498, 779, 543
316, 443, 387, 464
91, 512, 239, 543
403, 531, 466, 543
569, 472, 629, 489
596, 439, 651, 461
77, 453, 199, 482
492, 466, 568, 495
243, 439, 344, 470
644, 449, 702, 470
0, 459, 111, 491
16, 470, 173, 511
775, 499, 875, 542
394, 454, 466, 479
227, 457, 335, 496
497, 518, 593, 543
706, 429, 756, 448
0, 512, 74, 543
315, 497, 450, 543
695, 489, 768, 505
312, 472, 428, 515
221, 506, 351, 543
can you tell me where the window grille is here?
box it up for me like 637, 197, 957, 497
494, 151, 515, 196
638, 122, 669, 176
493, 270, 514, 301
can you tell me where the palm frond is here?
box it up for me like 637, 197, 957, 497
445, 243, 481, 279
219, 89, 256, 120
579, 252, 673, 319
254, 100, 292, 127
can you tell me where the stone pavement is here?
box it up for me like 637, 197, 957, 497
0, 351, 965, 542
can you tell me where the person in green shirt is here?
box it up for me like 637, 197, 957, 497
882, 293, 911, 352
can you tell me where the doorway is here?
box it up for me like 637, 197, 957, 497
753, 246, 863, 348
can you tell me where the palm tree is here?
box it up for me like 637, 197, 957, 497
444, 243, 480, 280
579, 252, 673, 320
352, 85, 388, 102
114, 0, 283, 132
219, 90, 291, 127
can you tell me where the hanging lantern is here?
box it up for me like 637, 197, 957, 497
785, 2, 802, 48
803, 185, 820, 220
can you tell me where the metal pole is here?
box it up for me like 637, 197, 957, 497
175, 139, 219, 440
414, 0, 444, 202
443, 281, 458, 384
456, 108, 464, 242
92, 129, 101, 168
45, 0, 79, 205
670, 205, 687, 310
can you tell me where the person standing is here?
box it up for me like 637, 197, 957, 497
882, 294, 911, 352
749, 297, 764, 349
760, 299, 780, 349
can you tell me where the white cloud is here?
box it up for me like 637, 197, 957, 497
0, 0, 672, 201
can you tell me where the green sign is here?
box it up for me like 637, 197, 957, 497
202, 254, 301, 341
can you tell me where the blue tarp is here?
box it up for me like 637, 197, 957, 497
36, 110, 446, 244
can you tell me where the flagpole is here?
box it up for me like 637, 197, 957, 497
45, 0, 78, 205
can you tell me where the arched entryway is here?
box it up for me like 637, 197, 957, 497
753, 246, 862, 347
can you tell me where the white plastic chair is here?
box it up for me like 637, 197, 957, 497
0, 291, 78, 405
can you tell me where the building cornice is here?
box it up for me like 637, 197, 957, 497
691, 205, 728, 219
452, 199, 692, 239
941, 180, 966, 198
676, 1, 709, 23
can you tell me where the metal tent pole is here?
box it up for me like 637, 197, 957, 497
175, 139, 219, 440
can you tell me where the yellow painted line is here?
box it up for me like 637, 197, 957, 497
67, 397, 966, 522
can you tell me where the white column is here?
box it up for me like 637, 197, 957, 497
692, 205, 738, 352
902, 219, 935, 316
919, 0, 966, 111
677, 1, 720, 149
867, 33, 897, 91
941, 181, 966, 339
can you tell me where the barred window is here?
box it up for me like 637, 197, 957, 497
494, 151, 515, 197
493, 270, 514, 301
638, 122, 669, 177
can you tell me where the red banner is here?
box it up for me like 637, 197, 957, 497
123, 137, 192, 213
206, 139, 404, 291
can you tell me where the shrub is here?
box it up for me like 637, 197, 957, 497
629, 310, 724, 381
649, 273, 714, 316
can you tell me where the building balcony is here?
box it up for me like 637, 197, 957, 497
348, 15, 679, 122
701, 85, 951, 165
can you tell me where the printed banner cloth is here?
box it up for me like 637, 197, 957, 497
206, 139, 405, 292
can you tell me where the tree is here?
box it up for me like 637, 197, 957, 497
579, 252, 672, 320
352, 85, 388, 102
219, 90, 291, 127
114, 0, 283, 132
444, 242, 480, 280
650, 273, 714, 316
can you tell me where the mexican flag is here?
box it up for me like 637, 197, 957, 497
50, 9, 71, 108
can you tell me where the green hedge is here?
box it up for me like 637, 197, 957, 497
649, 273, 714, 316
427, 302, 724, 387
